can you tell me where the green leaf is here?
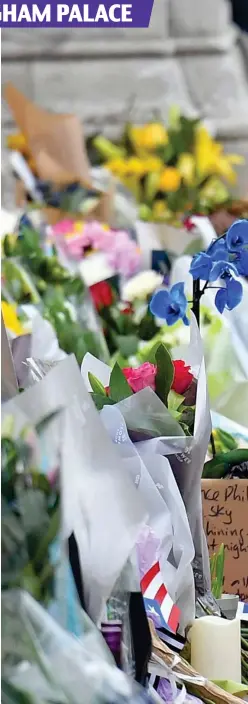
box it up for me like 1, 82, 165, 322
168, 390, 184, 413
22, 562, 41, 601
155, 344, 174, 407
88, 372, 107, 396
91, 393, 114, 411
109, 363, 133, 403
203, 449, 248, 479
1, 678, 36, 704
32, 507, 60, 569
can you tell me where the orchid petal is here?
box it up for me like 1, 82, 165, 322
226, 219, 248, 252
208, 260, 239, 282
215, 288, 227, 314
226, 277, 243, 310
149, 289, 170, 318
234, 249, 248, 276
190, 252, 212, 281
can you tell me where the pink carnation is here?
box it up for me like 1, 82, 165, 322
123, 362, 157, 393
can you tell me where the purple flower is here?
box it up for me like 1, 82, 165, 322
150, 282, 189, 326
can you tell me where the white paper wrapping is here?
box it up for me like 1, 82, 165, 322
3, 355, 146, 624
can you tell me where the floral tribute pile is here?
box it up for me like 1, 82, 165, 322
2, 83, 248, 704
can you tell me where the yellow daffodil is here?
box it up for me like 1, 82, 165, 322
126, 157, 147, 177
159, 167, 181, 192
1, 302, 25, 336
105, 159, 128, 178
7, 132, 29, 154
177, 153, 196, 186
141, 157, 164, 173
130, 123, 168, 151
195, 126, 243, 185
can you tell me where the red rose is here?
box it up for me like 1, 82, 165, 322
172, 360, 193, 395
90, 281, 113, 311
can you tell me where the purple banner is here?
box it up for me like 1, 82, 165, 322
0, 1, 155, 27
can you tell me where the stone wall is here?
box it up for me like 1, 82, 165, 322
2, 0, 248, 206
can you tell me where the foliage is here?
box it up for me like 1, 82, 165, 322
2, 225, 108, 365
1, 417, 60, 606
210, 544, 225, 600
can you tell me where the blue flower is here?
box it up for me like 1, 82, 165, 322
226, 219, 248, 252
234, 249, 248, 276
206, 238, 228, 262
149, 282, 189, 327
208, 260, 239, 282
189, 252, 213, 281
215, 278, 243, 314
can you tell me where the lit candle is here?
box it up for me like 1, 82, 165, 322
190, 616, 241, 682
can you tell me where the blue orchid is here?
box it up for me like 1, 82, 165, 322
226, 219, 248, 252
208, 260, 239, 282
206, 237, 228, 262
189, 252, 213, 281
215, 278, 243, 314
234, 249, 248, 276
150, 282, 189, 326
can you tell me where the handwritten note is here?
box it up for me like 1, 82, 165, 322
202, 479, 248, 600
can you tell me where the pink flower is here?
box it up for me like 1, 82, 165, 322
107, 231, 141, 277
122, 362, 157, 393
84, 221, 114, 251
52, 219, 76, 236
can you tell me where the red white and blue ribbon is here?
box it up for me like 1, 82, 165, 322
140, 561, 180, 633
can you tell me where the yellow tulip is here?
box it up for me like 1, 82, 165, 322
7, 132, 29, 154
159, 167, 181, 192
1, 302, 25, 336
177, 153, 196, 185
130, 123, 168, 151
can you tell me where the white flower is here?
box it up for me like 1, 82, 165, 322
122, 270, 163, 302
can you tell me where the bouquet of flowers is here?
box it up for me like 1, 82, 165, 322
81, 311, 212, 609
89, 271, 165, 358
50, 217, 141, 285
2, 222, 109, 364
89, 109, 245, 226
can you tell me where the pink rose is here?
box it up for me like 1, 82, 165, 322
123, 362, 157, 393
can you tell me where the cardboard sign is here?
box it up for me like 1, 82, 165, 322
202, 479, 248, 601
